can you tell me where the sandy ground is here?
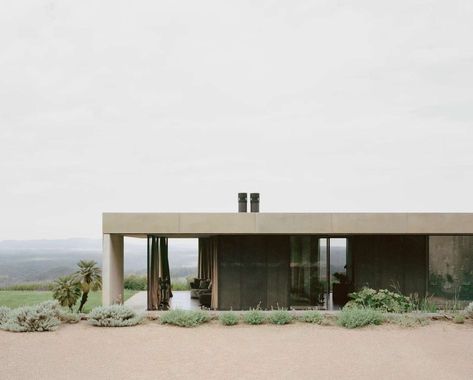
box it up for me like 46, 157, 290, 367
1, 321, 473, 380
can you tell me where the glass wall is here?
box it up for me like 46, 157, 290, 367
290, 236, 349, 309
289, 236, 324, 307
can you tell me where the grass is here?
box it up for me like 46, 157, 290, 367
0, 282, 54, 291
0, 290, 137, 313
171, 281, 190, 291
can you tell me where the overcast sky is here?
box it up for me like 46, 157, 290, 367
1, 0, 472, 240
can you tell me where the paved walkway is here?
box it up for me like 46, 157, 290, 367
125, 290, 201, 312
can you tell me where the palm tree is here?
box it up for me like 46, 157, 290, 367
74, 260, 102, 313
52, 276, 81, 312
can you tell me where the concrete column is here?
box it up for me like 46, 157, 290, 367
102, 234, 124, 306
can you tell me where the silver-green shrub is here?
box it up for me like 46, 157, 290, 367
160, 309, 210, 327
301, 310, 323, 324
59, 312, 81, 324
88, 305, 143, 327
0, 306, 11, 325
1, 301, 62, 332
268, 309, 293, 325
389, 314, 429, 327
243, 309, 265, 325
465, 302, 473, 317
337, 307, 384, 329
219, 311, 239, 326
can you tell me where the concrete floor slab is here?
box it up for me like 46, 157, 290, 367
125, 290, 201, 312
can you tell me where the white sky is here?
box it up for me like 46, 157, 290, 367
1, 0, 473, 239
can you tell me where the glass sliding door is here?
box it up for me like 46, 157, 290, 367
330, 238, 348, 308
289, 236, 349, 309
289, 236, 324, 308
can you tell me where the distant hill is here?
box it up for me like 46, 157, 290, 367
0, 238, 198, 287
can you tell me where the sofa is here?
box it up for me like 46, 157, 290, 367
190, 278, 212, 300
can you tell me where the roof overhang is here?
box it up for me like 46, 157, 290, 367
102, 213, 473, 237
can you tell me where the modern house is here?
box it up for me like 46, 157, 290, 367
102, 196, 473, 310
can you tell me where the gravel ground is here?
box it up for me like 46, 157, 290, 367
1, 321, 472, 380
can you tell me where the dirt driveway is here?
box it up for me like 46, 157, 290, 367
1, 321, 473, 380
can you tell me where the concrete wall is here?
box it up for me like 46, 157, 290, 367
218, 235, 290, 310
429, 236, 473, 299
351, 235, 427, 296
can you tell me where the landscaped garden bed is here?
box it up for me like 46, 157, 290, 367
1, 286, 472, 332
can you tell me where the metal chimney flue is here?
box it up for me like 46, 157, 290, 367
238, 193, 248, 213
250, 193, 260, 213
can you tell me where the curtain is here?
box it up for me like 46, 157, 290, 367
147, 236, 171, 310
197, 239, 203, 278
200, 238, 211, 280
160, 237, 172, 300
147, 236, 160, 310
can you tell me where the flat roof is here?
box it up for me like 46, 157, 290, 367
103, 213, 473, 237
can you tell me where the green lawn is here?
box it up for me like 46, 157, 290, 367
0, 290, 138, 313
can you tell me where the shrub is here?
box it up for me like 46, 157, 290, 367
243, 309, 266, 325
0, 306, 11, 325
160, 309, 210, 327
59, 312, 81, 324
320, 315, 337, 326
52, 276, 81, 311
88, 305, 143, 327
301, 310, 323, 324
346, 287, 413, 313
465, 302, 473, 317
1, 301, 62, 332
269, 309, 293, 325
453, 314, 465, 324
390, 314, 429, 327
337, 307, 384, 329
124, 275, 147, 290
219, 311, 239, 326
